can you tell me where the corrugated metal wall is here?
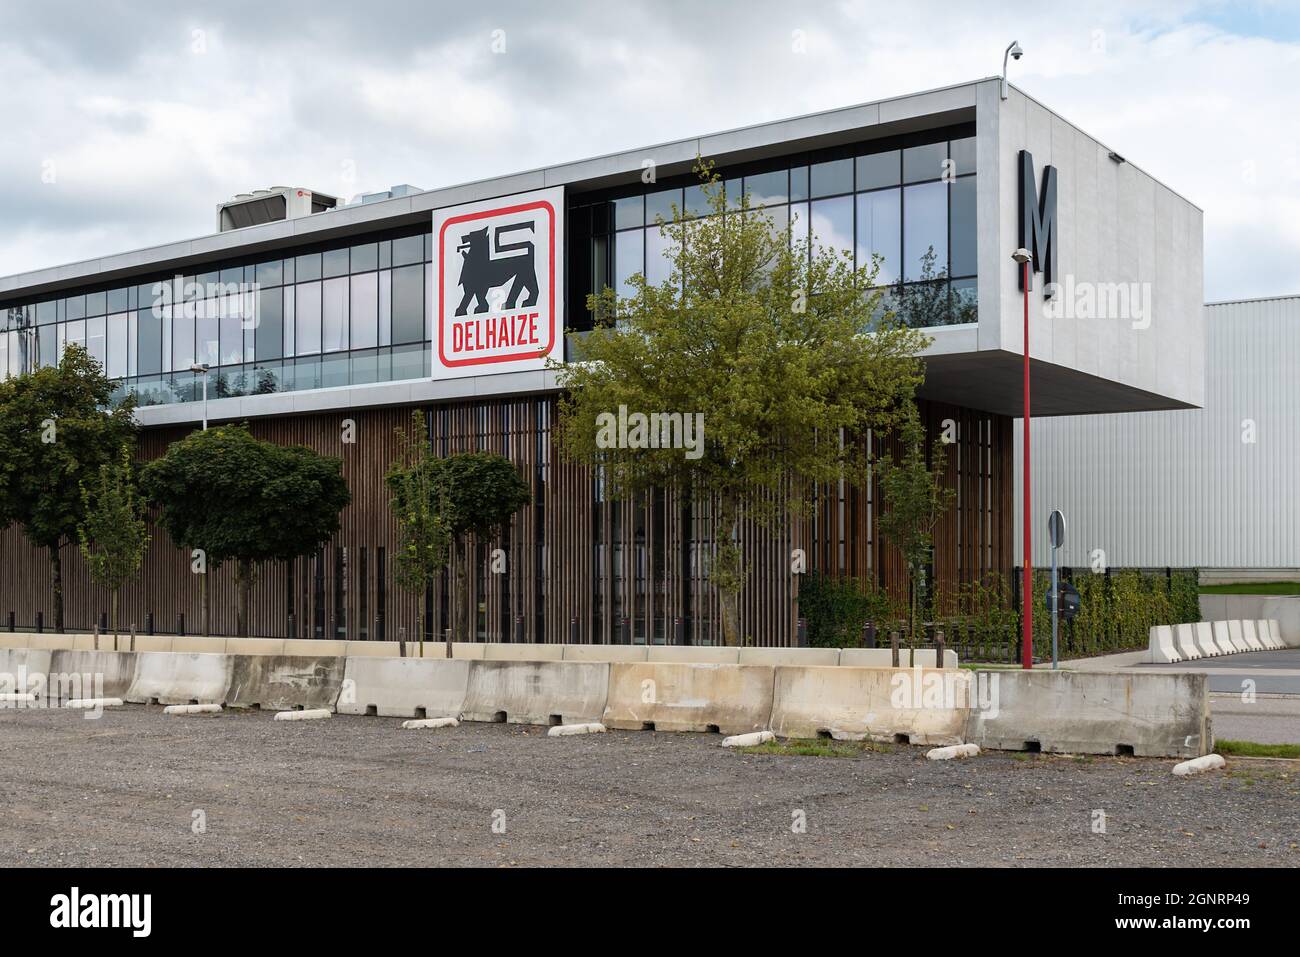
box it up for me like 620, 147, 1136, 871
1014, 296, 1300, 568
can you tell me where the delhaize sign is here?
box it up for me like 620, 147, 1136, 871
433, 186, 563, 378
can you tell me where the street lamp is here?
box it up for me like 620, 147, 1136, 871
1001, 41, 1023, 100
189, 362, 210, 430
1012, 247, 1033, 668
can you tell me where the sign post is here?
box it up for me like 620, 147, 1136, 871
1047, 509, 1065, 670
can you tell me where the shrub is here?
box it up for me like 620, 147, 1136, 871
798, 573, 892, 648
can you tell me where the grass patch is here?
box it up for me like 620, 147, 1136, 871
1216, 739, 1300, 759
1200, 582, 1300, 595
737, 738, 889, 757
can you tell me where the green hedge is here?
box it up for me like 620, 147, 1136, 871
799, 568, 1201, 660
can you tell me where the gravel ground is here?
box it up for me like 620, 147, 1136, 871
1, 704, 1296, 867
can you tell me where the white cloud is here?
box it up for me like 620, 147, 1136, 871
0, 0, 1296, 300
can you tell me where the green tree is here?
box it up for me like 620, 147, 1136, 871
140, 424, 351, 637
0, 344, 137, 632
385, 420, 531, 649
875, 405, 957, 643
385, 411, 452, 651
78, 449, 150, 640
552, 164, 930, 645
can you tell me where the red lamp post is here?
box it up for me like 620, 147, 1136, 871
1013, 247, 1033, 669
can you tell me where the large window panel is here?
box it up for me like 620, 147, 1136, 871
645, 225, 676, 286
378, 269, 392, 346
295, 281, 322, 355
322, 248, 349, 279
903, 181, 948, 281
86, 316, 106, 366
390, 264, 423, 345
220, 311, 244, 366
809, 195, 854, 259
614, 228, 644, 299
613, 195, 643, 231
855, 188, 901, 285
811, 158, 853, 198
857, 150, 900, 191
196, 300, 219, 368
744, 169, 787, 207
170, 309, 193, 371
950, 175, 978, 278
903, 142, 948, 184
322, 276, 349, 352
137, 308, 162, 375
106, 314, 128, 379
349, 272, 378, 349
37, 323, 56, 369
255, 287, 283, 361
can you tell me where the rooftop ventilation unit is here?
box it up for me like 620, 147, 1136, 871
216, 187, 339, 232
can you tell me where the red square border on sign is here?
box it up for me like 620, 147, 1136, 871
437, 199, 556, 369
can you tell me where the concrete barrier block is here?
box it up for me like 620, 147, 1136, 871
1227, 620, 1249, 653
1193, 622, 1219, 657
1240, 620, 1265, 652
1254, 619, 1282, 650
603, 662, 772, 735
450, 642, 487, 659
26, 633, 76, 651
1260, 598, 1300, 646
963, 670, 1210, 758
484, 643, 564, 662
48, 650, 138, 703
339, 656, 471, 718
839, 648, 959, 669
130, 636, 173, 652
645, 646, 739, 664
224, 637, 287, 656
1149, 625, 1182, 663
770, 665, 969, 746
1267, 616, 1294, 649
281, 638, 348, 657
0, 649, 53, 701
171, 636, 226, 653
1173, 623, 1201, 660
1210, 621, 1236, 656
738, 647, 841, 667
125, 652, 232, 706
343, 641, 408, 657
225, 655, 346, 712
0, 634, 30, 649
462, 660, 610, 726
562, 644, 649, 663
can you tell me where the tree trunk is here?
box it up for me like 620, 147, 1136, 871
716, 493, 743, 647
236, 559, 253, 638
201, 568, 210, 637
452, 536, 470, 644
49, 544, 64, 633
111, 590, 120, 640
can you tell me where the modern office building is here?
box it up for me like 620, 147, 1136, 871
0, 77, 1204, 644
1016, 294, 1298, 578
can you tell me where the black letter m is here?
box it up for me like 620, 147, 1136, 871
1018, 149, 1057, 291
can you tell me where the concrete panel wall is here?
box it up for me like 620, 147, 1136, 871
339, 657, 472, 718
1017, 297, 1300, 567
461, 660, 609, 726
770, 665, 969, 745
603, 662, 774, 735
993, 87, 1203, 409
963, 670, 1210, 758
225, 655, 346, 712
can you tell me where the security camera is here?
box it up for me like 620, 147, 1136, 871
1002, 41, 1024, 99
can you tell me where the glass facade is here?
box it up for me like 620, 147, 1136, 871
0, 225, 434, 406
0, 123, 978, 405
567, 124, 978, 332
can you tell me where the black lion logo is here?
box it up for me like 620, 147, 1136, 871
454, 221, 539, 316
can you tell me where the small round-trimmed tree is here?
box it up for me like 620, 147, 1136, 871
386, 413, 531, 648
141, 424, 351, 637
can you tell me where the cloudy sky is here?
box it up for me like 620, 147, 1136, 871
1, 0, 1297, 301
